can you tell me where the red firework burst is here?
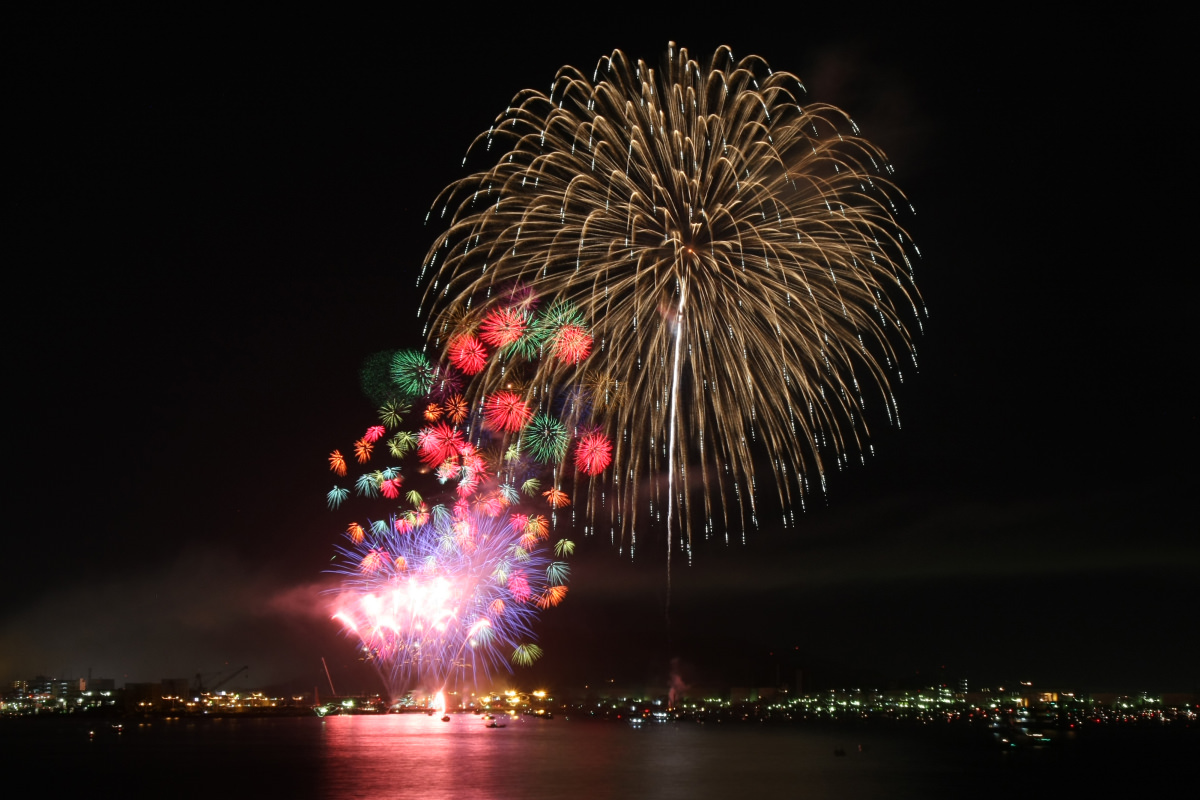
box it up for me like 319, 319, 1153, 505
551, 324, 593, 364
448, 334, 489, 374
483, 391, 533, 432
417, 422, 465, 466
574, 431, 613, 475
479, 306, 528, 348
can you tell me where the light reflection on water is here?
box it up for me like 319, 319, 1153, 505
2, 713, 1002, 799
7, 711, 1185, 798
317, 714, 967, 799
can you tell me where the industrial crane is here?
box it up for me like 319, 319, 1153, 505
193, 665, 249, 694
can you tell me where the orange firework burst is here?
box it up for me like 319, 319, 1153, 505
347, 522, 365, 543
353, 438, 373, 464
424, 402, 443, 422
535, 585, 569, 609
443, 394, 469, 424
543, 487, 569, 508
359, 548, 391, 573
329, 450, 347, 476
525, 515, 549, 539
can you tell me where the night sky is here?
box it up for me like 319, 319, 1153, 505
6, 9, 1195, 697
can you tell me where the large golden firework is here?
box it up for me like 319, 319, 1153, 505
419, 43, 924, 553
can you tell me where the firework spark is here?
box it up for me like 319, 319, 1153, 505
419, 43, 923, 551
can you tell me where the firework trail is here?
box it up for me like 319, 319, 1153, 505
418, 43, 924, 558
330, 509, 564, 695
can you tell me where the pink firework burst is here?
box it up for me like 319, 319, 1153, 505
574, 431, 613, 475
479, 306, 528, 348
456, 474, 480, 498
435, 459, 461, 482
507, 572, 531, 603
448, 335, 489, 375
380, 477, 403, 499
551, 324, 593, 364
418, 422, 465, 466
478, 494, 504, 517
363, 425, 387, 443
483, 391, 533, 432
462, 449, 486, 474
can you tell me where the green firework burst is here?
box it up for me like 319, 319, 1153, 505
359, 350, 400, 406
511, 644, 543, 667
390, 349, 434, 397
524, 413, 568, 463
388, 431, 417, 458
378, 398, 412, 428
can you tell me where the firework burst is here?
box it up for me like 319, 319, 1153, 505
419, 43, 923, 551
330, 510, 566, 695
321, 289, 605, 692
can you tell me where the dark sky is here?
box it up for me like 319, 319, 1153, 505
6, 9, 1196, 697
